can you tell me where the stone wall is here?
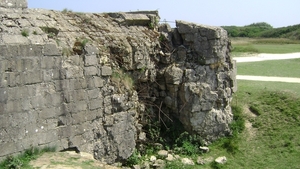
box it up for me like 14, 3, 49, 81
0, 1, 236, 164
0, 0, 27, 8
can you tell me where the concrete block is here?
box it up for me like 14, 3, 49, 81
72, 78, 87, 90
86, 78, 95, 89
58, 126, 74, 139
24, 71, 42, 85
61, 79, 75, 91
74, 101, 88, 112
41, 56, 55, 69
101, 66, 112, 76
6, 126, 26, 141
39, 107, 57, 119
87, 89, 100, 99
85, 45, 99, 56
94, 77, 104, 88
86, 109, 103, 121
0, 142, 17, 157
121, 13, 150, 26
44, 118, 58, 130
0, 103, 4, 114
0, 45, 8, 56
89, 99, 103, 110
69, 135, 84, 147
57, 114, 72, 126
84, 66, 99, 76
61, 65, 84, 79
9, 112, 30, 127
84, 55, 98, 66
0, 73, 8, 87
49, 92, 62, 107
43, 69, 55, 82
21, 98, 32, 111
4, 45, 43, 57
5, 100, 22, 113
71, 112, 87, 125
0, 88, 8, 103
37, 131, 58, 145
72, 89, 87, 101
2, 35, 30, 45
26, 84, 37, 97
0, 114, 10, 128
16, 72, 26, 86
44, 43, 61, 56
0, 60, 7, 72
31, 96, 45, 109
0, 0, 28, 8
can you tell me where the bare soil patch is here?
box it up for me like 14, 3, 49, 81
30, 151, 120, 169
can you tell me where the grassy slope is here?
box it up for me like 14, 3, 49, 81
196, 81, 300, 169
231, 38, 300, 55
226, 84, 300, 169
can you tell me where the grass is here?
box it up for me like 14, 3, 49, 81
237, 58, 300, 78
230, 38, 300, 56
111, 69, 134, 92
0, 147, 56, 169
21, 29, 29, 37
198, 40, 300, 168
192, 81, 300, 169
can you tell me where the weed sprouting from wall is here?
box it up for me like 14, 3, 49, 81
40, 27, 59, 39
72, 37, 89, 55
21, 29, 29, 37
111, 69, 135, 93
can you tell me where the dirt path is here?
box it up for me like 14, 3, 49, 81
29, 151, 120, 169
234, 52, 300, 83
237, 75, 300, 83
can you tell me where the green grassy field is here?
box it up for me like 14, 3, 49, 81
237, 58, 300, 78
230, 38, 300, 56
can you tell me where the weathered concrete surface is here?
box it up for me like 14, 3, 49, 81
152, 21, 235, 141
0, 0, 236, 164
0, 0, 27, 8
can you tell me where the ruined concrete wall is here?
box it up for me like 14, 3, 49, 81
0, 1, 236, 164
0, 0, 27, 8
156, 21, 237, 141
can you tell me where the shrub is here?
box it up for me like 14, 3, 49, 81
21, 29, 29, 37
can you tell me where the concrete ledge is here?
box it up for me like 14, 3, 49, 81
0, 0, 27, 8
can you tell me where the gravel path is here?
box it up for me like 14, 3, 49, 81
237, 75, 300, 83
233, 52, 300, 63
233, 53, 300, 83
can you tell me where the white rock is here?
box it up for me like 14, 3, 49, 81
174, 155, 180, 159
138, 132, 146, 141
133, 164, 141, 169
199, 146, 210, 152
165, 154, 175, 161
215, 156, 227, 164
150, 155, 157, 162
181, 158, 195, 165
157, 150, 168, 157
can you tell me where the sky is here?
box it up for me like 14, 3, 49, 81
27, 0, 300, 28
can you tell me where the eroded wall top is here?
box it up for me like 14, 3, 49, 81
0, 0, 27, 8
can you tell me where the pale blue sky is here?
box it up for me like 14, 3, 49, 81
28, 0, 300, 28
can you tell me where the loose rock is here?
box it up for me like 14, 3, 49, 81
181, 158, 195, 165
215, 156, 227, 164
